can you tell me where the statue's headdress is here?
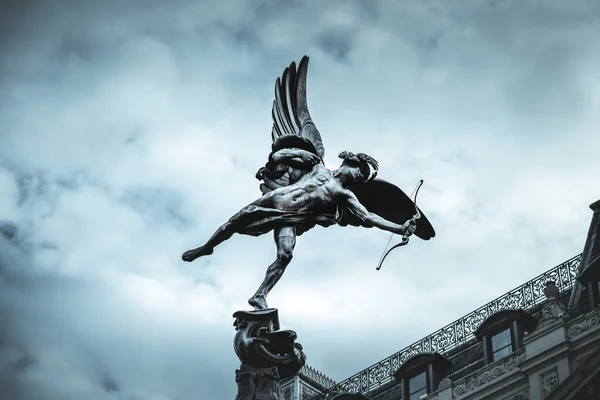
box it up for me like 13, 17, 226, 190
338, 151, 379, 182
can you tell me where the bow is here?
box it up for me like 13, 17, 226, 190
376, 179, 423, 271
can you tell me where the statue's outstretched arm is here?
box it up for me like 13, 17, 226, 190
344, 191, 415, 236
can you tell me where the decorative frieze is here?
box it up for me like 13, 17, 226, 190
567, 309, 600, 338
452, 351, 527, 397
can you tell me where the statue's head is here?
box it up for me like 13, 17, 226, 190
337, 151, 379, 183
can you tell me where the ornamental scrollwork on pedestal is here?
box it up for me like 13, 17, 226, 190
452, 351, 527, 397
233, 308, 306, 400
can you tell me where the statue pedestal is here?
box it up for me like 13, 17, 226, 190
235, 365, 284, 400
233, 308, 306, 400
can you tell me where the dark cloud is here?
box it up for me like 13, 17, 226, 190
316, 29, 355, 63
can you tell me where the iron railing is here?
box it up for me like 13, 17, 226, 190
310, 253, 582, 399
300, 365, 337, 389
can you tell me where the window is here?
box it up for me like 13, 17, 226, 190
394, 353, 453, 400
408, 371, 428, 399
490, 328, 513, 361
474, 309, 538, 365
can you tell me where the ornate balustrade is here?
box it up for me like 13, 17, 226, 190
300, 364, 338, 389
310, 254, 582, 399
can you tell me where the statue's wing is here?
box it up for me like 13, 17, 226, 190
270, 56, 325, 160
338, 178, 436, 240
257, 56, 325, 194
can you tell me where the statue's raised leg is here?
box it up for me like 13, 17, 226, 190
182, 187, 290, 262
248, 226, 296, 310
182, 205, 261, 262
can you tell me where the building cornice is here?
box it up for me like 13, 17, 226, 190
451, 350, 527, 398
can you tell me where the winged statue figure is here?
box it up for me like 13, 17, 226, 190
182, 56, 435, 310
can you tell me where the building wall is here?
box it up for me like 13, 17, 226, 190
300, 198, 600, 400
424, 306, 600, 400
304, 294, 600, 400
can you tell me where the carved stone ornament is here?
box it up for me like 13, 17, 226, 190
539, 366, 559, 399
233, 308, 306, 400
540, 281, 568, 322
437, 377, 452, 390
567, 308, 600, 338
453, 351, 527, 397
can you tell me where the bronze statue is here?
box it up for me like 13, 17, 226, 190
182, 56, 435, 310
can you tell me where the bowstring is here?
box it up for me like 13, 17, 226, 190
377, 181, 421, 267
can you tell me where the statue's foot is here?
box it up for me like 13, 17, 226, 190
248, 296, 268, 310
182, 246, 213, 262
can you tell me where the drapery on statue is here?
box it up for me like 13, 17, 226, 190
182, 56, 435, 310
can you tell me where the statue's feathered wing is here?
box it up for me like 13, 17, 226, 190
257, 56, 435, 240
257, 56, 325, 194
270, 56, 324, 159
339, 179, 436, 241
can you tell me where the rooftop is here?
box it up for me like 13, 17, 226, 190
309, 253, 583, 399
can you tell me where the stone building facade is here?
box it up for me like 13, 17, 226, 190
281, 199, 600, 400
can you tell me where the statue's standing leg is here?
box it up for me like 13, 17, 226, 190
248, 226, 296, 310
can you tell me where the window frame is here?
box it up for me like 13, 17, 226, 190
482, 320, 521, 364
490, 327, 514, 362
474, 309, 537, 365
407, 370, 428, 400
394, 353, 453, 399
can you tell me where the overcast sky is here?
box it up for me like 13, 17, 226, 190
1, 0, 599, 399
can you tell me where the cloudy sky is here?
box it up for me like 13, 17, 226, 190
1, 0, 599, 398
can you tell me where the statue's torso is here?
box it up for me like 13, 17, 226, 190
270, 164, 342, 212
